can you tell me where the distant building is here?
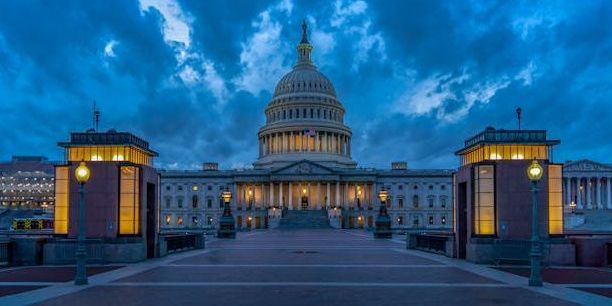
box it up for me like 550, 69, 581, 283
0, 156, 55, 210
159, 22, 454, 233
562, 160, 612, 231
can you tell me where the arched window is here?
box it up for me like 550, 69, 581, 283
324, 110, 327, 119
412, 195, 419, 208
310, 109, 313, 118
192, 195, 198, 208
317, 109, 321, 118
303, 109, 307, 118
289, 109, 293, 119
296, 109, 300, 118
283, 110, 286, 119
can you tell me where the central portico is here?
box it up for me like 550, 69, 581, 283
236, 160, 375, 211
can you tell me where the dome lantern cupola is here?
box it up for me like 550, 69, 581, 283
296, 20, 313, 68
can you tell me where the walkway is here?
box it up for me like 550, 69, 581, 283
0, 229, 610, 305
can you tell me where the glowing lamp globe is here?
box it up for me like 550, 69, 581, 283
378, 188, 389, 203
75, 162, 90, 184
222, 189, 232, 204
527, 160, 543, 181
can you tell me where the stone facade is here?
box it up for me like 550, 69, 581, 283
159, 161, 453, 232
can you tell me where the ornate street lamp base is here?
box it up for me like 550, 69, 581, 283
374, 220, 392, 239
217, 229, 236, 239
217, 216, 236, 239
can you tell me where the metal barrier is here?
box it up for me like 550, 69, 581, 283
0, 239, 11, 266
414, 234, 448, 254
165, 234, 197, 253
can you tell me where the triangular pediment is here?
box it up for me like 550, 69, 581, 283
564, 159, 612, 172
271, 160, 337, 175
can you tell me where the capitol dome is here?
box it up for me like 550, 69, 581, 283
254, 21, 356, 169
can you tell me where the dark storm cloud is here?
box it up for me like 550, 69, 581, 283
0, 0, 611, 169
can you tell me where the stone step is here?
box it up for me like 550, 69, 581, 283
277, 210, 331, 229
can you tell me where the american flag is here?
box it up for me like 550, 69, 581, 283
304, 129, 316, 136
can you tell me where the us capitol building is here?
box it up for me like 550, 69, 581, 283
159, 23, 453, 232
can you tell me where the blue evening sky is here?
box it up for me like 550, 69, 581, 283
0, 0, 611, 169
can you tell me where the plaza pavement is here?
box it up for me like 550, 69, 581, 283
0, 229, 610, 305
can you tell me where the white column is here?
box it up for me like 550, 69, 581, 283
307, 182, 311, 210
373, 182, 379, 207
565, 178, 571, 207
586, 177, 592, 209
607, 178, 612, 209
316, 182, 321, 210
354, 182, 358, 208
596, 177, 602, 209
345, 182, 349, 208
577, 178, 583, 209
335, 182, 340, 207
326, 182, 330, 208
279, 182, 284, 208
270, 182, 274, 208
288, 182, 293, 210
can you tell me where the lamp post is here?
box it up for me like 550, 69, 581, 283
527, 159, 544, 287
374, 187, 391, 239
217, 187, 235, 239
74, 162, 90, 285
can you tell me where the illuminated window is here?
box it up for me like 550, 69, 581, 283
441, 215, 447, 225
207, 216, 213, 225
473, 165, 495, 235
165, 215, 171, 225
67, 146, 151, 166
548, 165, 563, 235
178, 216, 183, 226
53, 166, 69, 234
192, 216, 198, 226
192, 185, 198, 191
461, 145, 549, 166
119, 166, 140, 235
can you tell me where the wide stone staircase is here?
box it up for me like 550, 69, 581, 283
277, 209, 331, 229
